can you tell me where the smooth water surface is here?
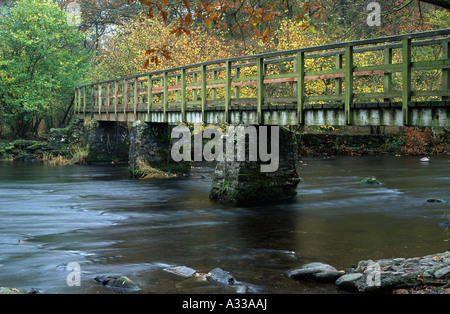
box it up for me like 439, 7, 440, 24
0, 156, 448, 294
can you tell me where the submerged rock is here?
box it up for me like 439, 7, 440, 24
427, 198, 446, 203
288, 262, 342, 283
163, 266, 197, 278
360, 177, 381, 185
209, 268, 237, 285
94, 275, 140, 293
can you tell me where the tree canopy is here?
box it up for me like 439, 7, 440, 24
0, 0, 90, 137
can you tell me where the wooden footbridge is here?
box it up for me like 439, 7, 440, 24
75, 29, 450, 127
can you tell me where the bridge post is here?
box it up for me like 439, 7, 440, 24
402, 38, 412, 125
296, 51, 305, 125
209, 126, 302, 205
443, 39, 449, 101
344, 45, 354, 125
383, 47, 393, 102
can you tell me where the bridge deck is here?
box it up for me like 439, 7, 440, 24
75, 29, 450, 127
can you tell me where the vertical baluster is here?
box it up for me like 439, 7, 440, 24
123, 79, 128, 120
442, 39, 449, 101
147, 74, 153, 120
345, 45, 354, 125
114, 80, 118, 121
98, 84, 102, 116
163, 71, 168, 123
402, 38, 411, 126
225, 61, 232, 123
181, 68, 186, 123
384, 47, 393, 102
335, 53, 343, 97
234, 67, 240, 99
193, 72, 198, 102
90, 85, 94, 119
296, 52, 305, 125
212, 70, 217, 100
201, 64, 207, 123
256, 57, 265, 125
106, 83, 110, 120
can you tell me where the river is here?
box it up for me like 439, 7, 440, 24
0, 156, 448, 294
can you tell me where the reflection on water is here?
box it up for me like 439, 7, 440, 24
0, 156, 448, 293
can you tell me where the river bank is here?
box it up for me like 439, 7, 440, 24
1, 125, 448, 164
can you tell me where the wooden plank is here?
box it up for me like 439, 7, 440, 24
297, 51, 305, 124
181, 68, 186, 122
225, 60, 232, 123
411, 59, 450, 71
123, 79, 128, 119
147, 68, 387, 95
384, 47, 393, 102
134, 77, 138, 120
212, 70, 218, 100
335, 53, 343, 97
163, 71, 168, 122
345, 45, 354, 125
443, 40, 449, 101
114, 80, 118, 121
192, 72, 198, 101
147, 75, 153, 119
201, 64, 207, 123
402, 38, 411, 125
234, 67, 240, 99
106, 83, 110, 120
257, 57, 264, 124
98, 84, 102, 115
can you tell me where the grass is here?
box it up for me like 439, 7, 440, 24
42, 152, 72, 166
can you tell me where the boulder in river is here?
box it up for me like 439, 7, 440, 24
288, 262, 342, 283
94, 275, 140, 293
209, 267, 237, 285
360, 177, 381, 185
427, 198, 446, 203
163, 266, 197, 278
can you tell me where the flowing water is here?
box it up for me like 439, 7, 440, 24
0, 156, 448, 294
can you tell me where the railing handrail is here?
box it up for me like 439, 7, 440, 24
78, 28, 450, 89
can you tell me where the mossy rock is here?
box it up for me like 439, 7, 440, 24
360, 177, 382, 185
25, 142, 44, 151
13, 139, 36, 148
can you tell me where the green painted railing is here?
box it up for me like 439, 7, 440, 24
75, 28, 450, 126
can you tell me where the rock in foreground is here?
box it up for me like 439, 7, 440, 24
336, 252, 450, 293
94, 275, 140, 293
288, 262, 342, 283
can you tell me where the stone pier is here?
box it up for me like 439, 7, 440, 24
209, 126, 302, 205
83, 119, 129, 163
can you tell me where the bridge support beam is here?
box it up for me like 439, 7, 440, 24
209, 126, 302, 205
